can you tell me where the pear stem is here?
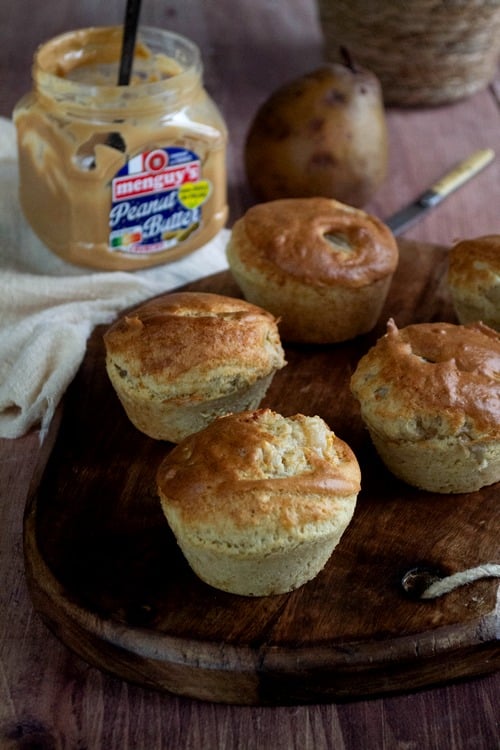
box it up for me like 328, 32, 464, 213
340, 46, 358, 73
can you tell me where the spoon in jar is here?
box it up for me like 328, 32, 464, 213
118, 0, 143, 85
75, 0, 143, 168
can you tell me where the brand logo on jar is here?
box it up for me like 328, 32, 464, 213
109, 146, 209, 256
145, 149, 169, 172
112, 151, 201, 202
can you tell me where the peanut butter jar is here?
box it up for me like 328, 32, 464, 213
13, 26, 228, 270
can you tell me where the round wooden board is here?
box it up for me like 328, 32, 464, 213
24, 240, 500, 705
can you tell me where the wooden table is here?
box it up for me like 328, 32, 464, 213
1, 1, 499, 748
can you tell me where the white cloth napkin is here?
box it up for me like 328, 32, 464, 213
0, 117, 230, 440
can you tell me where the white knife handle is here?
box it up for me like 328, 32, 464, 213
430, 148, 495, 198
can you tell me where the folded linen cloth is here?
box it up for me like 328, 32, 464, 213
0, 117, 230, 440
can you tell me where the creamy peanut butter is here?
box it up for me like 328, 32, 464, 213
13, 26, 227, 270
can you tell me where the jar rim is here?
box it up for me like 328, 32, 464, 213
33, 25, 202, 105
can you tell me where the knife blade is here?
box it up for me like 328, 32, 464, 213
385, 148, 495, 235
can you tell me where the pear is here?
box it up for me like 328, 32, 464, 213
244, 52, 388, 207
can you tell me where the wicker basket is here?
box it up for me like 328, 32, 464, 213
317, 0, 500, 105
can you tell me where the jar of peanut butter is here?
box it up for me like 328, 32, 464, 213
13, 26, 228, 270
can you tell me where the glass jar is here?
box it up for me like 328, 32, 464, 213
13, 26, 228, 270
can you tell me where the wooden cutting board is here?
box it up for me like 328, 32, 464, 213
23, 240, 500, 705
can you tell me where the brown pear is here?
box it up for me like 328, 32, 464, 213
244, 55, 388, 207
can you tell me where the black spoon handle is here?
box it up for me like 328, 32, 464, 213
118, 0, 143, 86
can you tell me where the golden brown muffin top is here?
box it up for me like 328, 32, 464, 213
157, 409, 361, 535
448, 235, 500, 289
230, 197, 398, 288
350, 319, 500, 439
103, 292, 285, 394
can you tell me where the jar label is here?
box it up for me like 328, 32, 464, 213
109, 147, 210, 254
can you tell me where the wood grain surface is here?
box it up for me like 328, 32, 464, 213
23, 240, 500, 705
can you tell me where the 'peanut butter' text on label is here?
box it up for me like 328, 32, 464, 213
110, 147, 211, 255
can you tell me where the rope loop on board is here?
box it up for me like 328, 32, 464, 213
401, 563, 500, 600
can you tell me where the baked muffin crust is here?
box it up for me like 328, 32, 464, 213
158, 409, 360, 550
230, 197, 398, 288
448, 235, 500, 330
351, 319, 500, 440
449, 235, 500, 287
226, 198, 398, 343
104, 291, 285, 401
351, 319, 500, 493
104, 292, 286, 442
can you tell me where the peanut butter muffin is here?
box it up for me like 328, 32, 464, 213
104, 292, 286, 443
350, 319, 500, 493
448, 235, 500, 331
157, 409, 361, 596
226, 197, 398, 343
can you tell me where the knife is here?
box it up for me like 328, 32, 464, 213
385, 148, 495, 235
